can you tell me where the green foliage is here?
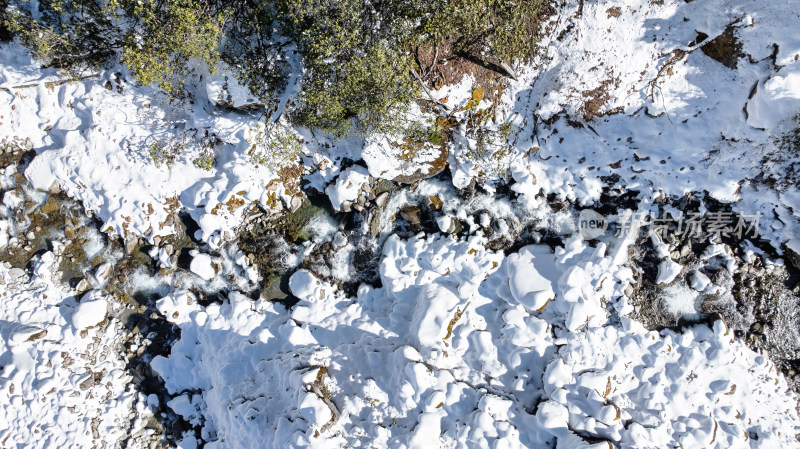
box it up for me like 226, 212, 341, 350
148, 142, 178, 168
0, 0, 11, 42
248, 123, 303, 172
5, 0, 223, 90
406, 119, 446, 147
386, 0, 543, 63
192, 150, 215, 170
293, 44, 417, 136
116, 0, 225, 93
4, 0, 546, 136
279, 0, 545, 135
4, 0, 117, 71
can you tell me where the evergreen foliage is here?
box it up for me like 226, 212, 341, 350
3, 0, 547, 134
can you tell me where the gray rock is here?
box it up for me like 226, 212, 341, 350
368, 212, 382, 237
95, 263, 114, 283
436, 216, 459, 234
399, 206, 421, 226
623, 284, 635, 297
680, 244, 692, 258
290, 196, 303, 213
125, 236, 138, 254
75, 278, 92, 293
260, 273, 289, 302
375, 192, 389, 209
48, 181, 62, 195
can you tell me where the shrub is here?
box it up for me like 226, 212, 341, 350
148, 142, 178, 168
5, 0, 547, 135
292, 43, 417, 136
248, 122, 303, 172
4, 0, 118, 71
114, 0, 225, 93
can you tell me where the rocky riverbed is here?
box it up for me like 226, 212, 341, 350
4, 131, 800, 446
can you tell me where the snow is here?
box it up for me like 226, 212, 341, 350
0, 254, 137, 448
688, 269, 712, 292
2, 0, 800, 446
661, 284, 701, 318
0, 42, 305, 248
190, 251, 217, 281
436, 215, 458, 234
1, 0, 797, 252
747, 68, 800, 129
206, 62, 264, 110
70, 293, 109, 330
656, 259, 683, 285
149, 231, 800, 448
501, 247, 555, 310
325, 165, 370, 211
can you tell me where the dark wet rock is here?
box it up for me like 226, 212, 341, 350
426, 195, 444, 211
785, 241, 800, 272
368, 210, 382, 237
260, 271, 291, 302
42, 196, 60, 215
399, 206, 421, 226
700, 26, 743, 70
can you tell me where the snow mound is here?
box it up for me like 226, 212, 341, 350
501, 246, 555, 310
71, 292, 108, 330
747, 67, 800, 129
152, 233, 800, 448
190, 252, 216, 281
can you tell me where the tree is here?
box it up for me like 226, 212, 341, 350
115, 0, 225, 93
3, 0, 547, 134
5, 0, 118, 71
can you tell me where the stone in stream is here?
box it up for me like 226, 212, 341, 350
399, 206, 421, 226
436, 216, 459, 234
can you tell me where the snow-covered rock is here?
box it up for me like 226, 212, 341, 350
501, 247, 555, 310
688, 270, 711, 291
747, 68, 800, 129
656, 259, 683, 285
189, 252, 216, 281
410, 283, 462, 355
71, 293, 108, 330
436, 215, 459, 234
325, 166, 370, 212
